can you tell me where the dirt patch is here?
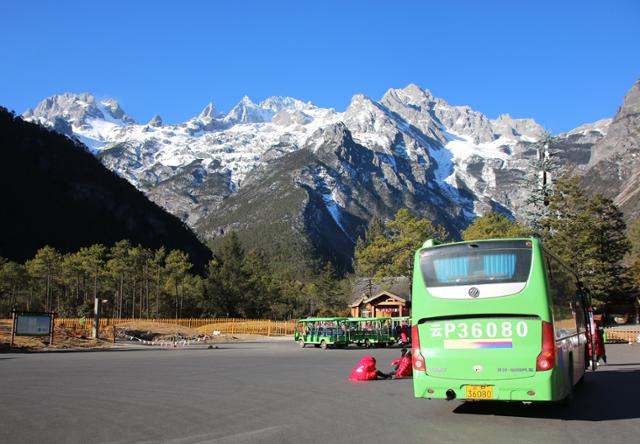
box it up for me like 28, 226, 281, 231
115, 321, 268, 344
0, 320, 285, 352
0, 319, 114, 352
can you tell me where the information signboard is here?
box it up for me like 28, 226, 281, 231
15, 314, 52, 336
10, 311, 54, 347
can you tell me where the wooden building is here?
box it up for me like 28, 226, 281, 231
350, 277, 411, 318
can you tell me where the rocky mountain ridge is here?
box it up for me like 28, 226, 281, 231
22, 82, 633, 271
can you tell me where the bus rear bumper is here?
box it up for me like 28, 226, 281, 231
413, 372, 557, 402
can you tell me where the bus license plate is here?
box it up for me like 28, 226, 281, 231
465, 385, 493, 400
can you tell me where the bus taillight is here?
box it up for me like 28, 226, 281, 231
412, 325, 426, 371
536, 321, 556, 371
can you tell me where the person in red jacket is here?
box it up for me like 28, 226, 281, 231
400, 323, 409, 345
595, 319, 607, 364
390, 347, 413, 379
349, 356, 390, 381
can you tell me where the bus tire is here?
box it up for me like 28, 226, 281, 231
364, 339, 371, 348
320, 340, 327, 350
298, 339, 305, 348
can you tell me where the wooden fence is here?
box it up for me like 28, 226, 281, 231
603, 328, 640, 344
48, 318, 297, 337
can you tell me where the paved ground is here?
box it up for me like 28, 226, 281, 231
1, 342, 640, 444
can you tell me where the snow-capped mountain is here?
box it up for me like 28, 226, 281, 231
23, 83, 620, 270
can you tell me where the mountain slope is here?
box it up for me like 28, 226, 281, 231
583, 80, 640, 220
0, 108, 212, 270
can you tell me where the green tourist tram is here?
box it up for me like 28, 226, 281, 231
347, 317, 395, 348
411, 238, 593, 403
294, 317, 350, 349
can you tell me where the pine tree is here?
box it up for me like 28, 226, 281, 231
164, 250, 191, 319
25, 246, 62, 312
582, 195, 631, 302
107, 240, 131, 318
462, 212, 531, 241
204, 232, 249, 317
541, 174, 630, 303
628, 218, 640, 258
241, 249, 277, 318
0, 259, 26, 314
354, 209, 447, 278
78, 244, 107, 314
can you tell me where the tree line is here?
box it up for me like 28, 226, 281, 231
0, 235, 351, 319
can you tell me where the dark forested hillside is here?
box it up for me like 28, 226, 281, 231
0, 108, 211, 271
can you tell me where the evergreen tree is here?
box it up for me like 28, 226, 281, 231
60, 252, 87, 316
354, 209, 447, 278
462, 212, 531, 241
78, 244, 107, 315
150, 247, 166, 317
25, 246, 62, 312
313, 262, 344, 316
107, 240, 131, 318
203, 232, 249, 317
541, 174, 630, 303
0, 259, 26, 313
241, 249, 276, 318
582, 195, 631, 302
164, 250, 192, 319
628, 218, 640, 258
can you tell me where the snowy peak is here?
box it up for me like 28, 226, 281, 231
198, 102, 216, 120
25, 93, 136, 127
259, 96, 315, 113
224, 95, 273, 124
100, 98, 135, 124
148, 115, 163, 127
491, 114, 545, 141
381, 83, 435, 110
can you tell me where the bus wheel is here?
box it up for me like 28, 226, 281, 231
320, 340, 328, 350
560, 362, 574, 406
364, 339, 371, 348
298, 339, 305, 348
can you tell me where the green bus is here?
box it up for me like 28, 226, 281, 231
295, 318, 349, 349
347, 317, 394, 347
411, 238, 591, 403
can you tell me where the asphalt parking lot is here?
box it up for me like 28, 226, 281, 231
1, 342, 640, 444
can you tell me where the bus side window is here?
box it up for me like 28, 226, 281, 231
547, 255, 578, 338
574, 285, 587, 334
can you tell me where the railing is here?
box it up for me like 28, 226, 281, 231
603, 328, 640, 344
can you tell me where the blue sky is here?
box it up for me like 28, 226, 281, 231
1, 1, 638, 133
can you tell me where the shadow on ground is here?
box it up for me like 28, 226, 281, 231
453, 368, 640, 421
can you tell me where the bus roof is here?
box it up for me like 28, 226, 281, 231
420, 237, 537, 250
297, 317, 349, 322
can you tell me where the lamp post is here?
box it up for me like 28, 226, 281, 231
92, 298, 109, 339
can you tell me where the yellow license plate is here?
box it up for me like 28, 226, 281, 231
465, 385, 493, 399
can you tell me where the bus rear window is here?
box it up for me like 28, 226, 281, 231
420, 241, 532, 288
